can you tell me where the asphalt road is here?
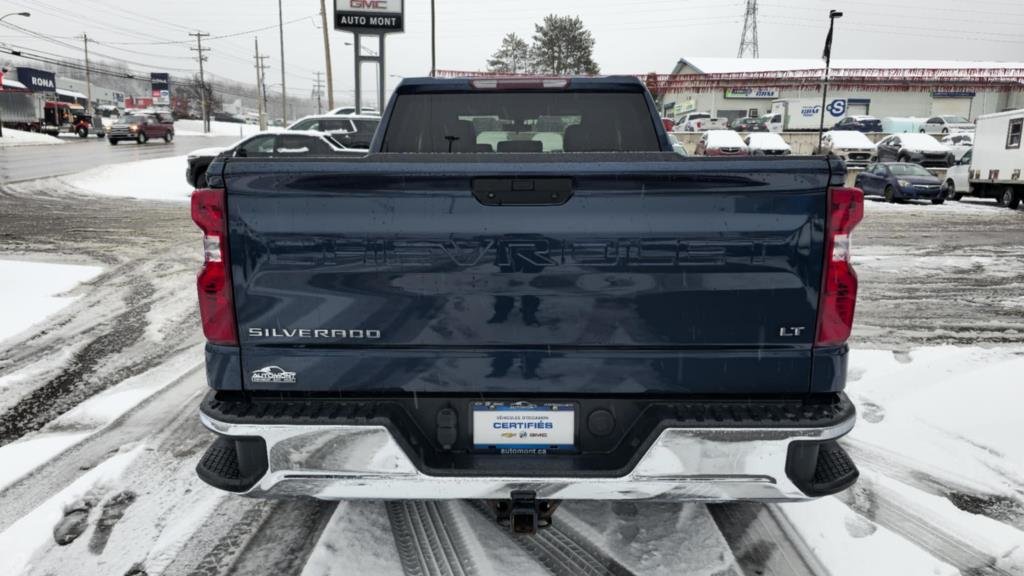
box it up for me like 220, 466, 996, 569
0, 134, 241, 184
0, 166, 1021, 575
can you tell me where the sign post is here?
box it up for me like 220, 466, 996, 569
334, 0, 404, 114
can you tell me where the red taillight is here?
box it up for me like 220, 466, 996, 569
816, 187, 864, 347
191, 188, 238, 346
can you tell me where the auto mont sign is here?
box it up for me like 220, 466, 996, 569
334, 0, 404, 34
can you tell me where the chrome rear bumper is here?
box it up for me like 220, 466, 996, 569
199, 411, 856, 501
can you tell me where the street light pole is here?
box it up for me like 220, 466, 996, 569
0, 12, 31, 138
818, 9, 843, 153
430, 0, 436, 77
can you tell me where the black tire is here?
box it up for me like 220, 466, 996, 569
108, 139, 118, 146
164, 131, 174, 143
884, 186, 897, 203
919, 129, 926, 133
1004, 188, 1021, 210
931, 198, 945, 205
137, 132, 148, 145
898, 153, 912, 164
942, 128, 949, 134
76, 127, 88, 138
196, 169, 208, 188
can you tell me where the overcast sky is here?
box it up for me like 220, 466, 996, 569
2, 0, 1022, 105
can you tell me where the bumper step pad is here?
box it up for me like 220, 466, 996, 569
195, 435, 267, 493
787, 439, 859, 497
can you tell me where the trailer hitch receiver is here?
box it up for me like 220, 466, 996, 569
493, 490, 560, 534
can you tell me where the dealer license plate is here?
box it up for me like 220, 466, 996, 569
472, 402, 576, 454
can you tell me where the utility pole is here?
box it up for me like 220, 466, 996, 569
430, 0, 436, 76
258, 55, 271, 126
82, 33, 93, 117
737, 0, 760, 58
190, 31, 211, 133
254, 37, 266, 131
319, 0, 334, 109
277, 0, 287, 124
313, 72, 325, 114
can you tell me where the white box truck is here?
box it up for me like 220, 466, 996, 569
966, 109, 1024, 209
768, 98, 847, 132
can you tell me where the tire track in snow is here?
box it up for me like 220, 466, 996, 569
844, 438, 1024, 532
388, 501, 478, 576
708, 503, 827, 576
0, 365, 203, 531
467, 501, 635, 576
223, 500, 338, 576
835, 475, 1021, 576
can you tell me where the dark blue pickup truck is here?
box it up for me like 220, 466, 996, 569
192, 76, 864, 532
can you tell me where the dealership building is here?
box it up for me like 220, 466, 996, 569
655, 58, 1024, 124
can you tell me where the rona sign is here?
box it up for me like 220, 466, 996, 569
334, 0, 404, 33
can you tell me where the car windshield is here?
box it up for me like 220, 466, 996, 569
941, 116, 969, 123
889, 164, 932, 177
689, 114, 710, 120
706, 130, 745, 147
120, 115, 145, 124
748, 133, 785, 147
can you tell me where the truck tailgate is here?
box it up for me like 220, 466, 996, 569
223, 154, 833, 395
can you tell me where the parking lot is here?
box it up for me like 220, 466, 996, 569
0, 143, 1021, 575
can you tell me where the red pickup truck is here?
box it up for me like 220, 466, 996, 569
107, 112, 174, 145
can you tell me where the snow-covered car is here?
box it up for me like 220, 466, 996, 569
694, 130, 748, 156
940, 132, 974, 162
942, 148, 971, 201
876, 133, 954, 167
329, 106, 379, 116
820, 131, 877, 167
185, 131, 364, 188
744, 132, 791, 155
881, 117, 927, 134
921, 115, 974, 135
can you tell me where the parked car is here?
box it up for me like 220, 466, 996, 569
820, 131, 877, 167
694, 130, 749, 156
185, 131, 364, 187
192, 77, 863, 532
942, 148, 971, 201
730, 116, 767, 132
881, 117, 927, 134
940, 132, 974, 162
108, 112, 174, 145
832, 115, 882, 133
744, 132, 791, 155
675, 112, 726, 132
855, 162, 944, 204
875, 133, 954, 167
286, 114, 381, 149
921, 115, 974, 134
667, 133, 688, 156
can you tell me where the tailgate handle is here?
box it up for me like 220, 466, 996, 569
472, 178, 574, 206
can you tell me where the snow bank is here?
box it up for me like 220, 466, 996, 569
0, 259, 103, 343
61, 155, 192, 202
0, 129, 64, 148
175, 119, 261, 138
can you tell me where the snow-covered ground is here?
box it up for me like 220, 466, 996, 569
0, 129, 64, 148
174, 119, 262, 138
59, 155, 192, 202
0, 259, 102, 343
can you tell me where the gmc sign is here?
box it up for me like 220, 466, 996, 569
334, 0, 403, 33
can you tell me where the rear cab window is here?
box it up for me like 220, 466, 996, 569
381, 89, 661, 153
